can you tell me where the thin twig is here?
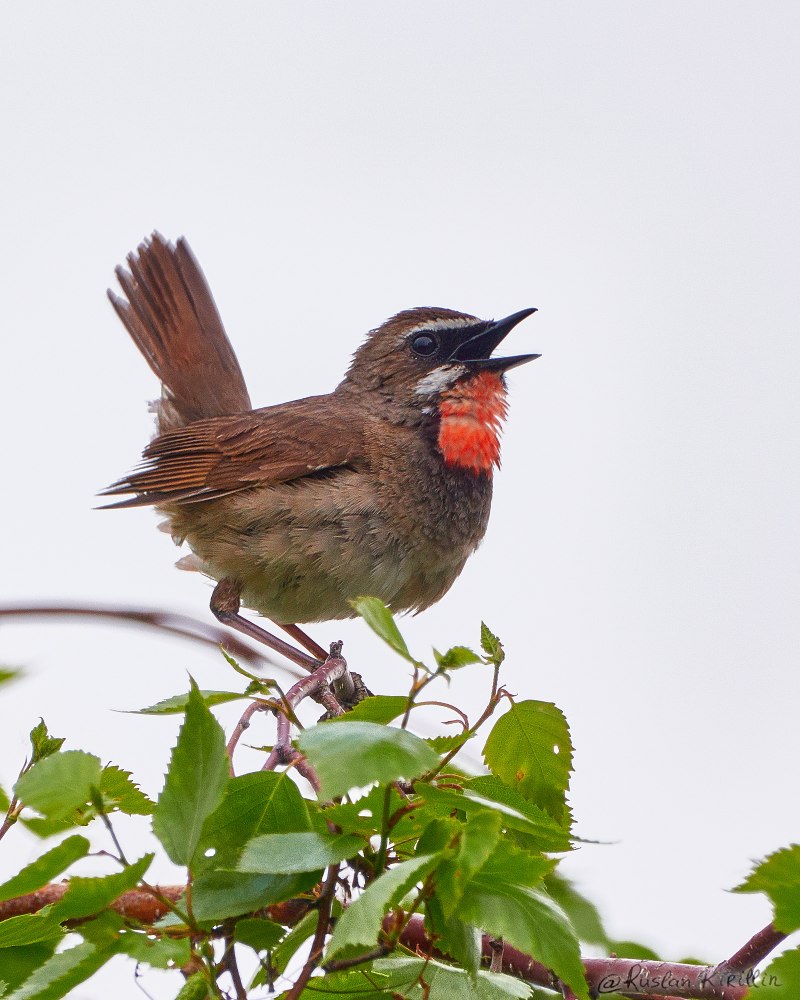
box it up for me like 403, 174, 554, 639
0, 603, 286, 674
285, 864, 340, 1000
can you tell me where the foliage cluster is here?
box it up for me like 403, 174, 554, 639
0, 603, 798, 998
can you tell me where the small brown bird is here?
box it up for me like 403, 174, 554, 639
102, 233, 538, 665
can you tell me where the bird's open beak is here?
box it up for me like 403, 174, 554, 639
452, 308, 540, 372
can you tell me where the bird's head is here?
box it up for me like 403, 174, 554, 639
340, 306, 539, 473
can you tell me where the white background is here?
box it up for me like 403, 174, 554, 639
2, 3, 799, 996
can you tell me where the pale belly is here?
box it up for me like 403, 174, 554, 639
161, 465, 491, 623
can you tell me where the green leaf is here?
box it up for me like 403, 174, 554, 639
483, 701, 573, 823
351, 597, 414, 662
0, 836, 89, 903
327, 853, 439, 958
268, 910, 317, 976
434, 812, 502, 918
425, 903, 482, 980
234, 917, 285, 952
3, 940, 116, 999
191, 869, 317, 923
132, 689, 248, 715
14, 752, 102, 820
544, 873, 609, 947
759, 946, 800, 999
113, 927, 192, 969
0, 942, 60, 993
152, 679, 229, 866
0, 912, 64, 948
734, 844, 800, 932
468, 776, 572, 851
417, 782, 570, 853
297, 721, 439, 799
28, 721, 65, 764
239, 832, 363, 874
426, 733, 474, 754
97, 765, 154, 815
49, 854, 153, 921
374, 956, 532, 999
329, 695, 408, 725
459, 842, 586, 999
480, 623, 505, 665
607, 938, 662, 961
0, 667, 22, 687
193, 771, 311, 874
433, 646, 481, 671
174, 971, 211, 1000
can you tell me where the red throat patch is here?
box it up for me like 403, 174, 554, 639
437, 371, 509, 473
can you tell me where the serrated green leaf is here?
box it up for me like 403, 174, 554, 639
468, 775, 572, 851
758, 946, 800, 998
544, 873, 609, 947
425, 899, 482, 980
0, 836, 89, 904
351, 597, 414, 662
433, 646, 481, 670
483, 701, 573, 823
425, 733, 474, 754
234, 917, 285, 952
98, 765, 154, 816
14, 752, 102, 821
435, 812, 502, 918
268, 910, 317, 976
327, 853, 439, 958
297, 721, 439, 799
19, 816, 76, 839
734, 844, 800, 932
321, 784, 405, 838
458, 841, 586, 999
480, 623, 505, 665
417, 782, 570, 853
329, 695, 408, 725
49, 854, 152, 922
174, 971, 211, 1000
4, 940, 116, 1000
373, 956, 532, 999
152, 680, 229, 866
0, 942, 60, 993
191, 869, 318, 923
28, 721, 65, 765
132, 689, 248, 715
239, 832, 363, 874
114, 928, 192, 969
193, 771, 311, 874
0, 911, 64, 949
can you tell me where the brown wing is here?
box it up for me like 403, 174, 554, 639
109, 232, 252, 428
100, 395, 363, 507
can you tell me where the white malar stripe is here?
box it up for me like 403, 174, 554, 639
414, 364, 466, 397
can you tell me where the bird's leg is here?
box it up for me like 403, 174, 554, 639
277, 623, 330, 662
210, 579, 320, 673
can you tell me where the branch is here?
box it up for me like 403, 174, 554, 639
0, 603, 284, 674
0, 883, 784, 999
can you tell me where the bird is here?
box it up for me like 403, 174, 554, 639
101, 233, 539, 667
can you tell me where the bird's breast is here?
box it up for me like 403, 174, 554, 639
436, 371, 508, 473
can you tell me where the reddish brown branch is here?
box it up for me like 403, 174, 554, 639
0, 603, 284, 674
0, 882, 785, 999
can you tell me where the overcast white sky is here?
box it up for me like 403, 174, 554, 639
2, 3, 799, 996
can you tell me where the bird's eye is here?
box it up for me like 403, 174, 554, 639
410, 333, 439, 357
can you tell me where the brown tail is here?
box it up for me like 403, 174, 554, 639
108, 233, 252, 432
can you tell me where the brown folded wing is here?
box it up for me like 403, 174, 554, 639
100, 396, 362, 507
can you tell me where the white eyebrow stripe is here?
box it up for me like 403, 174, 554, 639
413, 364, 467, 397
395, 316, 484, 346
